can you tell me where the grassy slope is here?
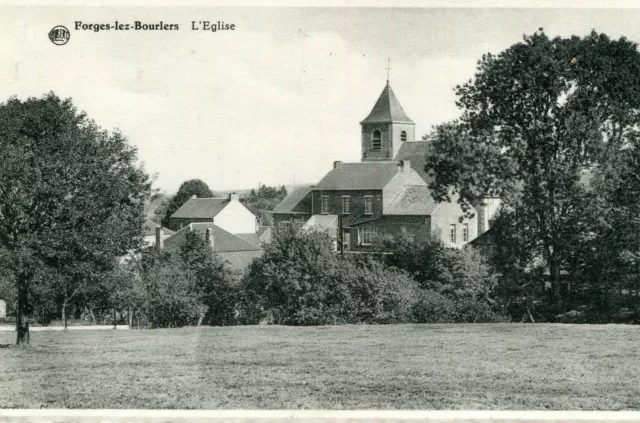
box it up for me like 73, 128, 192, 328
1, 324, 639, 410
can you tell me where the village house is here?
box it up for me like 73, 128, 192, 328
273, 81, 499, 250
156, 193, 267, 271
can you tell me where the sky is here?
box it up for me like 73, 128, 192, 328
2, 6, 640, 194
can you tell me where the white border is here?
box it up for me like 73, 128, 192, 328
2, 410, 640, 421
1, 2, 639, 421
2, 0, 640, 8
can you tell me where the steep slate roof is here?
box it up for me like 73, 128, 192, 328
394, 140, 432, 184
384, 185, 439, 215
272, 186, 314, 215
170, 198, 230, 219
164, 222, 262, 253
315, 162, 402, 191
361, 83, 414, 124
143, 219, 175, 237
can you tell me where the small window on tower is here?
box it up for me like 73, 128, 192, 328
372, 130, 381, 151
401, 131, 407, 142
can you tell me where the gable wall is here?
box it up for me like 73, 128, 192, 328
214, 200, 257, 234
431, 197, 478, 248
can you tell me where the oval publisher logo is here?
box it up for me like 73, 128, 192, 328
48, 26, 70, 46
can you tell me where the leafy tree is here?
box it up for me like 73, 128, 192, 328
425, 30, 640, 307
241, 225, 418, 325
0, 93, 151, 343
161, 179, 214, 227
179, 230, 239, 326
241, 185, 287, 227
381, 234, 502, 322
149, 193, 170, 224
137, 250, 205, 328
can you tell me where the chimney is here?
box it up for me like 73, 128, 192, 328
333, 160, 342, 169
155, 226, 164, 250
205, 227, 214, 250
397, 160, 411, 173
229, 192, 239, 201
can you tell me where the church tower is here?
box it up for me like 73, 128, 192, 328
360, 82, 415, 162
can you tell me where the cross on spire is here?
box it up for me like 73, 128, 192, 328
386, 58, 391, 83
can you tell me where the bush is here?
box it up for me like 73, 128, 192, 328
242, 227, 419, 325
383, 235, 508, 323
411, 290, 509, 323
132, 230, 240, 328
139, 252, 206, 328
411, 290, 457, 323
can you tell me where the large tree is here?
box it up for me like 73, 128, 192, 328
0, 93, 151, 344
161, 179, 213, 227
425, 30, 640, 306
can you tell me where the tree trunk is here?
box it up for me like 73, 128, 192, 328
62, 302, 68, 330
16, 279, 29, 345
128, 306, 133, 329
113, 308, 117, 329
548, 257, 562, 308
89, 307, 97, 325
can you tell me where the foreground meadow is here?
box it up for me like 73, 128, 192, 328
1, 324, 639, 409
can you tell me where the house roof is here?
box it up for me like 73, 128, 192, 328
394, 141, 432, 184
257, 226, 271, 237
170, 198, 230, 219
468, 227, 495, 246
143, 219, 174, 237
164, 222, 262, 253
384, 185, 439, 215
361, 83, 414, 124
235, 233, 262, 246
315, 162, 402, 191
272, 185, 314, 214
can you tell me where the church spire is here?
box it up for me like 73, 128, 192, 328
360, 82, 414, 125
360, 81, 416, 162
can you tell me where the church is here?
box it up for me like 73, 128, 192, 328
273, 81, 498, 251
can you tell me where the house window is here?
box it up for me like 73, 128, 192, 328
321, 196, 329, 214
371, 130, 381, 151
358, 226, 377, 245
450, 224, 456, 243
342, 196, 351, 214
463, 223, 469, 242
364, 196, 373, 215
401, 131, 407, 141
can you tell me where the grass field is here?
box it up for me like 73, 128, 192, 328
1, 324, 639, 410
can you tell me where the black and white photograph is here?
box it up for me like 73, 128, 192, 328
1, 3, 640, 422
